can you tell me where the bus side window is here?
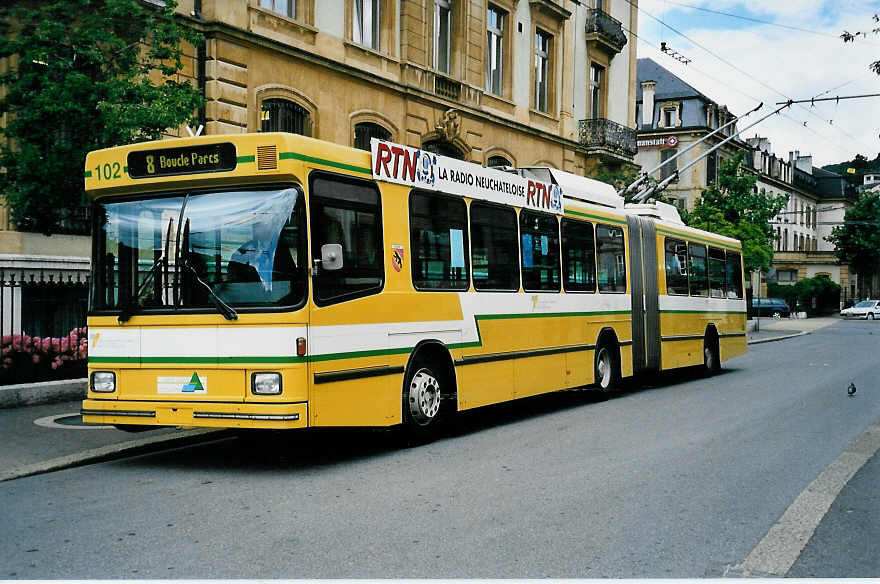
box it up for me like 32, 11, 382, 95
562, 218, 596, 293
708, 246, 726, 298
309, 173, 384, 306
596, 224, 626, 293
470, 202, 519, 291
520, 210, 560, 292
664, 237, 688, 295
725, 251, 744, 299
688, 242, 709, 297
410, 190, 469, 290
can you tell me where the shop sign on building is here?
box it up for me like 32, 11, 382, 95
637, 135, 679, 149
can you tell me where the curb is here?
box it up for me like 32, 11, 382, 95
0, 378, 87, 409
0, 428, 230, 483
748, 331, 810, 345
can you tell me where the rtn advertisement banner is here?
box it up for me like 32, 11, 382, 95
370, 139, 564, 215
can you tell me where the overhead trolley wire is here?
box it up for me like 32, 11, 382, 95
621, 0, 878, 153
621, 23, 865, 157
659, 0, 880, 47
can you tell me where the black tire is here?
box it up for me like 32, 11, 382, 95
868, 313, 875, 320
594, 342, 620, 393
772, 311, 782, 319
703, 335, 721, 374
401, 359, 450, 442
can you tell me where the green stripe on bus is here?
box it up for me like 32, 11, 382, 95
237, 155, 256, 163
279, 151, 372, 175
564, 209, 627, 225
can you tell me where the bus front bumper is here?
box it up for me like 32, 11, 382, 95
81, 399, 309, 430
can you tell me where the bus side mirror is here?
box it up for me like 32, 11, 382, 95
320, 243, 343, 271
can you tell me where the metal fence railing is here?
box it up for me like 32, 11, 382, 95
0, 269, 89, 385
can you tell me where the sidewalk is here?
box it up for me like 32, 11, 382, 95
747, 314, 838, 345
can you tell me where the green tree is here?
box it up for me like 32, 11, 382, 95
0, 0, 204, 234
826, 191, 880, 278
841, 14, 880, 75
681, 152, 787, 273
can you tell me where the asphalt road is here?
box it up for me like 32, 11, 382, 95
1, 319, 878, 578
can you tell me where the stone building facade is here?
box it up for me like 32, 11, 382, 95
183, 0, 639, 173
634, 57, 747, 211
747, 138, 858, 305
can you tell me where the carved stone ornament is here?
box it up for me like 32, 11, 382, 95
435, 109, 461, 142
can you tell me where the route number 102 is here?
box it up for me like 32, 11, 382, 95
93, 162, 122, 180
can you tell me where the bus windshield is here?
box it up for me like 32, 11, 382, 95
91, 186, 307, 314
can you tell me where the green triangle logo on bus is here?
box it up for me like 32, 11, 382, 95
181, 372, 205, 393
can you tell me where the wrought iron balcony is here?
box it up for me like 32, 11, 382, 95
585, 8, 627, 54
578, 118, 637, 159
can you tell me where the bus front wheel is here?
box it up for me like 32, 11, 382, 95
401, 360, 449, 442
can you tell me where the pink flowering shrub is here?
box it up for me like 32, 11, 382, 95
0, 327, 88, 384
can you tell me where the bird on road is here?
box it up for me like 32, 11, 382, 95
847, 382, 857, 397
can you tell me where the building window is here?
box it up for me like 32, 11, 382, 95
777, 269, 797, 284
435, 0, 451, 74
261, 0, 295, 18
706, 151, 717, 185
260, 98, 311, 136
534, 29, 551, 112
487, 155, 511, 167
589, 63, 603, 119
354, 122, 391, 151
354, 0, 381, 50
663, 107, 676, 128
486, 5, 505, 95
660, 148, 678, 181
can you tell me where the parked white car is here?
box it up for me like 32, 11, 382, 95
841, 300, 880, 320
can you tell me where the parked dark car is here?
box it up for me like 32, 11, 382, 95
752, 297, 791, 318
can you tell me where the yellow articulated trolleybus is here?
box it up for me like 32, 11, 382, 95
81, 133, 747, 437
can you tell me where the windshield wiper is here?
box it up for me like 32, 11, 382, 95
181, 259, 238, 321
118, 219, 174, 323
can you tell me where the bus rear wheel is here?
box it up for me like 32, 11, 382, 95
594, 344, 620, 393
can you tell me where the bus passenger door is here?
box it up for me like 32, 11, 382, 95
627, 216, 661, 374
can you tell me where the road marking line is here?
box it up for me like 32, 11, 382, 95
0, 428, 224, 483
735, 419, 880, 576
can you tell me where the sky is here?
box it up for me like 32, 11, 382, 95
633, 0, 880, 168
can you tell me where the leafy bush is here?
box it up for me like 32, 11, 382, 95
0, 327, 87, 385
768, 275, 841, 316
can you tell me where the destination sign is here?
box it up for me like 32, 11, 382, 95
127, 143, 237, 179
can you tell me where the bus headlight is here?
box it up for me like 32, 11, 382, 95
252, 372, 282, 395
91, 371, 116, 393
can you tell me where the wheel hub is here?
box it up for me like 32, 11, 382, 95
408, 369, 441, 425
